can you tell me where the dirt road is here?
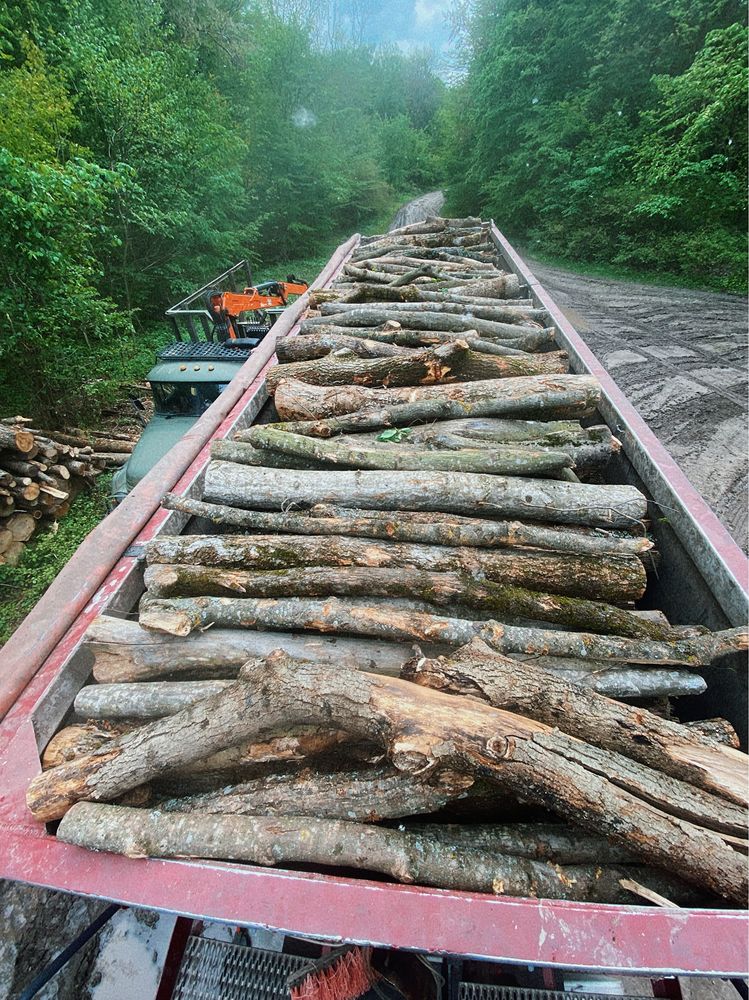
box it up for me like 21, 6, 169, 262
527, 258, 748, 551
389, 190, 444, 230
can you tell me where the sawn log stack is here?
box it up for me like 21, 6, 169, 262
28, 216, 749, 909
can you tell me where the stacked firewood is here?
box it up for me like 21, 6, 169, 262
27, 218, 749, 909
0, 418, 135, 564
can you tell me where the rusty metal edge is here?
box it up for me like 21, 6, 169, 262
0, 234, 360, 721
490, 223, 749, 625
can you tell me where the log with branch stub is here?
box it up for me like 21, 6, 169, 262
145, 533, 646, 602
405, 640, 749, 810
85, 614, 420, 684
161, 493, 652, 558
55, 803, 704, 904
272, 374, 601, 424
143, 563, 660, 638
276, 333, 415, 362
137, 596, 747, 673
203, 463, 647, 529
160, 764, 474, 822
32, 653, 745, 901
235, 427, 574, 477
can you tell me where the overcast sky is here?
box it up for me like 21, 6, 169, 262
360, 0, 455, 60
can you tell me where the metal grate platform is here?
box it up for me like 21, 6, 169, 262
170, 936, 653, 1000
171, 936, 308, 1000
158, 342, 256, 361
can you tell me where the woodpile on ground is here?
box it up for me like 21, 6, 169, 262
0, 418, 135, 565
28, 217, 749, 909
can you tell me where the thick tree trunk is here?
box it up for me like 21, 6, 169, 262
202, 463, 647, 529
143, 563, 659, 638
161, 493, 652, 557
160, 765, 474, 822
138, 596, 747, 672
405, 640, 749, 810
145, 533, 646, 602
266, 344, 568, 392
55, 803, 702, 904
240, 427, 574, 477
34, 654, 745, 900
272, 374, 601, 423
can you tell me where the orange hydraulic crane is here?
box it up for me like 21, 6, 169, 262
206, 277, 308, 341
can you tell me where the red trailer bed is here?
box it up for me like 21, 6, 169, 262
0, 226, 746, 978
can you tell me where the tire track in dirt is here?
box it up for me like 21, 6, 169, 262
526, 259, 748, 552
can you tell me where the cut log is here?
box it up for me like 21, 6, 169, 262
160, 765, 474, 822
86, 615, 419, 684
138, 596, 747, 672
237, 428, 574, 477
34, 654, 745, 901
296, 322, 555, 355
202, 464, 647, 529
405, 640, 749, 811
56, 803, 702, 904
145, 534, 646, 602
272, 374, 601, 423
266, 341, 467, 392
317, 299, 547, 324
143, 564, 660, 638
42, 722, 134, 769
276, 334, 412, 362
0, 425, 34, 453
161, 493, 652, 557
5, 512, 37, 542
75, 681, 233, 719
685, 718, 741, 748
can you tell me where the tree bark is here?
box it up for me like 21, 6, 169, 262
85, 614, 421, 684
56, 803, 703, 904
686, 718, 740, 748
74, 681, 233, 719
317, 299, 548, 324
405, 640, 749, 811
266, 344, 568, 393
276, 333, 412, 361
161, 493, 652, 557
202, 463, 647, 530
0, 425, 35, 453
266, 342, 467, 393
307, 308, 545, 340
145, 533, 646, 602
272, 374, 601, 423
240, 427, 574, 477
143, 563, 659, 637
34, 653, 745, 901
137, 595, 747, 671
299, 323, 557, 355
160, 764, 474, 822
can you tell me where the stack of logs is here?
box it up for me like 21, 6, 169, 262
0, 418, 135, 565
27, 217, 749, 909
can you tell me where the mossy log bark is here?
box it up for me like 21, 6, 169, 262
271, 374, 601, 423
86, 614, 418, 684
137, 596, 746, 672
406, 640, 749, 811
202, 463, 646, 529
32, 654, 745, 901
160, 764, 474, 822
265, 344, 568, 392
160, 494, 652, 557
236, 427, 573, 477
56, 803, 704, 904
145, 533, 646, 602
142, 563, 658, 638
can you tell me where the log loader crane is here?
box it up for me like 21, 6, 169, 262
110, 261, 307, 502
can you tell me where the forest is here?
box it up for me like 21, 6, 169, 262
0, 0, 746, 424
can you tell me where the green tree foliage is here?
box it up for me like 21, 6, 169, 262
0, 0, 443, 421
441, 0, 747, 292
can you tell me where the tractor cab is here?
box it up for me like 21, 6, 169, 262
111, 261, 306, 502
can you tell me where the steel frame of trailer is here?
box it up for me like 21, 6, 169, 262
0, 226, 746, 979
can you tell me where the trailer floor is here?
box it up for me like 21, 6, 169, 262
525, 257, 748, 552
